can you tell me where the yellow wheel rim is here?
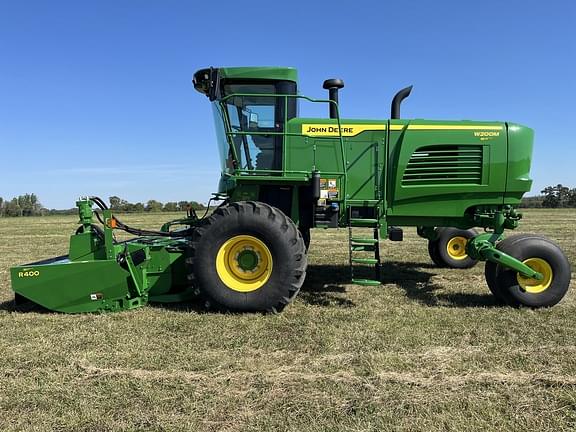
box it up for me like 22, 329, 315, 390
446, 236, 468, 260
216, 235, 273, 292
516, 257, 553, 294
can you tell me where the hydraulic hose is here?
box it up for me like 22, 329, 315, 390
89, 196, 192, 238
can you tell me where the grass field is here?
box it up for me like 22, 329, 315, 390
1, 209, 575, 431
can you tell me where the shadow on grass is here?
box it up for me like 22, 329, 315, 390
0, 296, 50, 313
299, 264, 355, 308
301, 261, 501, 309
381, 261, 500, 308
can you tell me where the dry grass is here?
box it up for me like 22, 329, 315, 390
1, 209, 576, 431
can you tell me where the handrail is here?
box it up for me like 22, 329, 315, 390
217, 92, 348, 209
229, 169, 346, 176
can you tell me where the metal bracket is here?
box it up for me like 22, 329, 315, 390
119, 245, 150, 297
467, 233, 543, 280
416, 226, 439, 241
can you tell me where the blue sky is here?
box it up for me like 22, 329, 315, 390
1, 1, 574, 209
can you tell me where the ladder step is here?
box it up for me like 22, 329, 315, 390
350, 237, 378, 244
352, 278, 381, 286
350, 218, 378, 227
347, 199, 381, 204
352, 245, 375, 252
351, 258, 379, 264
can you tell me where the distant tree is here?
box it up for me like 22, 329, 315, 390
541, 184, 571, 208
4, 198, 21, 216
519, 196, 543, 208
132, 202, 145, 212
541, 186, 558, 208
109, 196, 129, 211
145, 200, 163, 212
46, 208, 77, 215
163, 202, 178, 212
189, 201, 205, 210
22, 193, 42, 216
0, 194, 43, 216
568, 188, 576, 207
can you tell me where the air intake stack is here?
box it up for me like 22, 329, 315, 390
323, 79, 345, 119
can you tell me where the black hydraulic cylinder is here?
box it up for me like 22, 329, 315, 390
312, 171, 321, 201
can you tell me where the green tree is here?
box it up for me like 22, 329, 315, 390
541, 184, 571, 208
132, 202, 145, 212
26, 193, 42, 216
189, 201, 205, 210
0, 197, 4, 217
568, 188, 576, 207
519, 196, 543, 208
109, 196, 129, 211
4, 198, 21, 217
542, 184, 571, 208
163, 202, 178, 212
145, 200, 163, 212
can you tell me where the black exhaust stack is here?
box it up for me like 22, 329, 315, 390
391, 85, 413, 119
323, 79, 344, 119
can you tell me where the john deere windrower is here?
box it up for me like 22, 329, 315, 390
10, 67, 572, 312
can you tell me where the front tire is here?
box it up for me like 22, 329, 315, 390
484, 234, 538, 302
490, 235, 571, 308
187, 201, 307, 312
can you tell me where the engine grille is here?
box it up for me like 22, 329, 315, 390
402, 145, 483, 186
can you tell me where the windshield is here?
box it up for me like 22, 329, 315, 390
210, 81, 296, 174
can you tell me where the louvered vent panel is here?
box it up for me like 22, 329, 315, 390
402, 145, 483, 186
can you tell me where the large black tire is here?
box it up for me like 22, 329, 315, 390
490, 235, 571, 308
484, 234, 539, 302
187, 201, 307, 312
428, 227, 479, 269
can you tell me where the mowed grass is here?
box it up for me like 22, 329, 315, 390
1, 209, 576, 431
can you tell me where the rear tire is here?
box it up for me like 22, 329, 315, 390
429, 227, 479, 269
427, 240, 444, 266
187, 201, 307, 312
491, 235, 571, 308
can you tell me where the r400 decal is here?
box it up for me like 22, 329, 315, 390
18, 270, 40, 278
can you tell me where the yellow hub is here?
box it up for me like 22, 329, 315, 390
517, 257, 553, 294
446, 236, 468, 260
216, 235, 273, 292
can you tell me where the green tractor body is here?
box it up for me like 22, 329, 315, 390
10, 66, 571, 313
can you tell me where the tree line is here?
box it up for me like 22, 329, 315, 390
108, 196, 205, 213
0, 194, 44, 217
520, 184, 576, 208
0, 194, 206, 217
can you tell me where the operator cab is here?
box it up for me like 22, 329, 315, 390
193, 67, 298, 174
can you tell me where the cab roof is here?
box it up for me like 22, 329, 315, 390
211, 67, 297, 82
